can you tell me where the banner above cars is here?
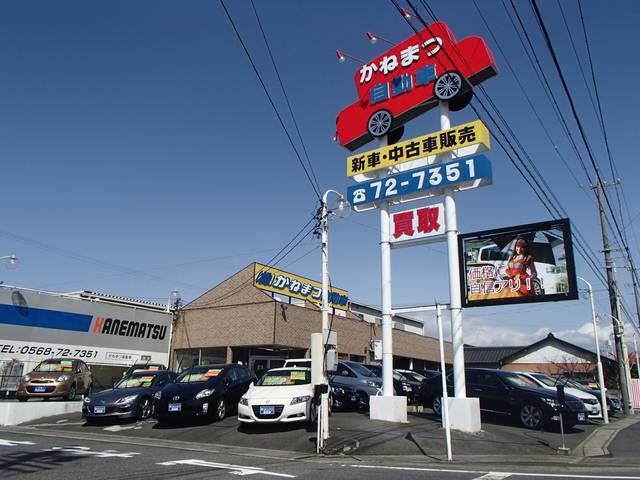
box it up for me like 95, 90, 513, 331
253, 263, 349, 311
335, 21, 497, 152
347, 120, 490, 178
390, 203, 446, 248
458, 219, 578, 308
347, 154, 492, 211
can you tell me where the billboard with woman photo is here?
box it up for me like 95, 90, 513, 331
458, 219, 578, 307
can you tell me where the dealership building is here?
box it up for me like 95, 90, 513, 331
170, 263, 452, 373
0, 286, 173, 394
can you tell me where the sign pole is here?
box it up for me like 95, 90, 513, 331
439, 101, 467, 399
378, 135, 394, 398
436, 303, 452, 461
320, 198, 330, 441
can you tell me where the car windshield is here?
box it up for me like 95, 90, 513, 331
176, 366, 223, 383
348, 363, 377, 377
502, 372, 538, 388
257, 369, 310, 386
33, 359, 74, 373
129, 365, 163, 374
115, 373, 158, 389
403, 371, 426, 382
531, 374, 557, 387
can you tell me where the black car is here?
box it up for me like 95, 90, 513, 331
364, 365, 423, 404
330, 381, 362, 410
420, 368, 588, 430
83, 370, 175, 422
153, 364, 254, 424
413, 369, 441, 379
122, 363, 167, 377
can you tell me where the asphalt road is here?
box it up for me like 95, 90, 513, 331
19, 410, 602, 457
1, 428, 640, 480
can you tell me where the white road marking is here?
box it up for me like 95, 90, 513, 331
159, 459, 296, 478
0, 438, 36, 446
31, 422, 85, 427
345, 465, 640, 479
56, 419, 68, 424
103, 423, 143, 432
46, 446, 140, 458
474, 474, 512, 480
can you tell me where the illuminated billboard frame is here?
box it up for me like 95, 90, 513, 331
458, 219, 578, 308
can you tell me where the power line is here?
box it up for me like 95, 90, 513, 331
399, 0, 607, 287
219, 0, 322, 201
249, 0, 322, 196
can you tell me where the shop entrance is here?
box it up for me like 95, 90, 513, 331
249, 355, 286, 378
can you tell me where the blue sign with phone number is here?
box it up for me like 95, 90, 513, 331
347, 155, 492, 208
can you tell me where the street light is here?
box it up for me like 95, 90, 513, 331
335, 50, 365, 65
319, 189, 350, 443
366, 32, 397, 46
578, 277, 609, 423
0, 255, 19, 270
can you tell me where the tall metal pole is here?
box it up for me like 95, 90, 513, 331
378, 135, 394, 397
440, 101, 466, 398
578, 277, 609, 424
320, 196, 330, 441
436, 304, 452, 461
595, 181, 633, 415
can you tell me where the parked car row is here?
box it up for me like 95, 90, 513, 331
420, 368, 592, 430
16, 357, 618, 432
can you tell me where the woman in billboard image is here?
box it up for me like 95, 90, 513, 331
505, 238, 538, 296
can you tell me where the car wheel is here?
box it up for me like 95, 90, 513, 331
308, 401, 318, 424
356, 391, 369, 410
138, 397, 152, 420
432, 397, 442, 416
367, 110, 393, 137
214, 397, 226, 421
434, 71, 463, 101
519, 403, 544, 429
66, 384, 77, 401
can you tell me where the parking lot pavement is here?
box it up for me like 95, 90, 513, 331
16, 409, 613, 459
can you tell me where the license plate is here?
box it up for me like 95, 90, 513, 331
168, 403, 181, 412
350, 394, 357, 402
34, 386, 46, 393
578, 413, 586, 421
94, 406, 105, 414
260, 405, 275, 415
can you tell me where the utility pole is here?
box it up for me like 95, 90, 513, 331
595, 180, 633, 415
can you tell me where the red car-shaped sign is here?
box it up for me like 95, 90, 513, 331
336, 22, 497, 152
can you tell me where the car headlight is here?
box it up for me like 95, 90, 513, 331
541, 398, 560, 409
154, 391, 162, 400
116, 394, 138, 405
401, 383, 412, 392
83, 396, 91, 403
21, 375, 30, 383
365, 380, 380, 388
57, 375, 70, 382
195, 388, 214, 399
290, 395, 311, 405
239, 397, 249, 406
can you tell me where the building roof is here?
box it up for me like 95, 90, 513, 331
464, 346, 525, 364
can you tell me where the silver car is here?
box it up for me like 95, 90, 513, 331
328, 361, 381, 407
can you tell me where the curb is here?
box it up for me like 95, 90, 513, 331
572, 416, 640, 457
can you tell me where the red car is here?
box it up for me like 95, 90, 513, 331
336, 22, 497, 152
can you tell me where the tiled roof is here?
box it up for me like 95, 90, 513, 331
464, 346, 526, 364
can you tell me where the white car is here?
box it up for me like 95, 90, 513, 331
238, 367, 316, 424
518, 372, 602, 419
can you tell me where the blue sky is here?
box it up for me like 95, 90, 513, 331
1, 0, 639, 351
